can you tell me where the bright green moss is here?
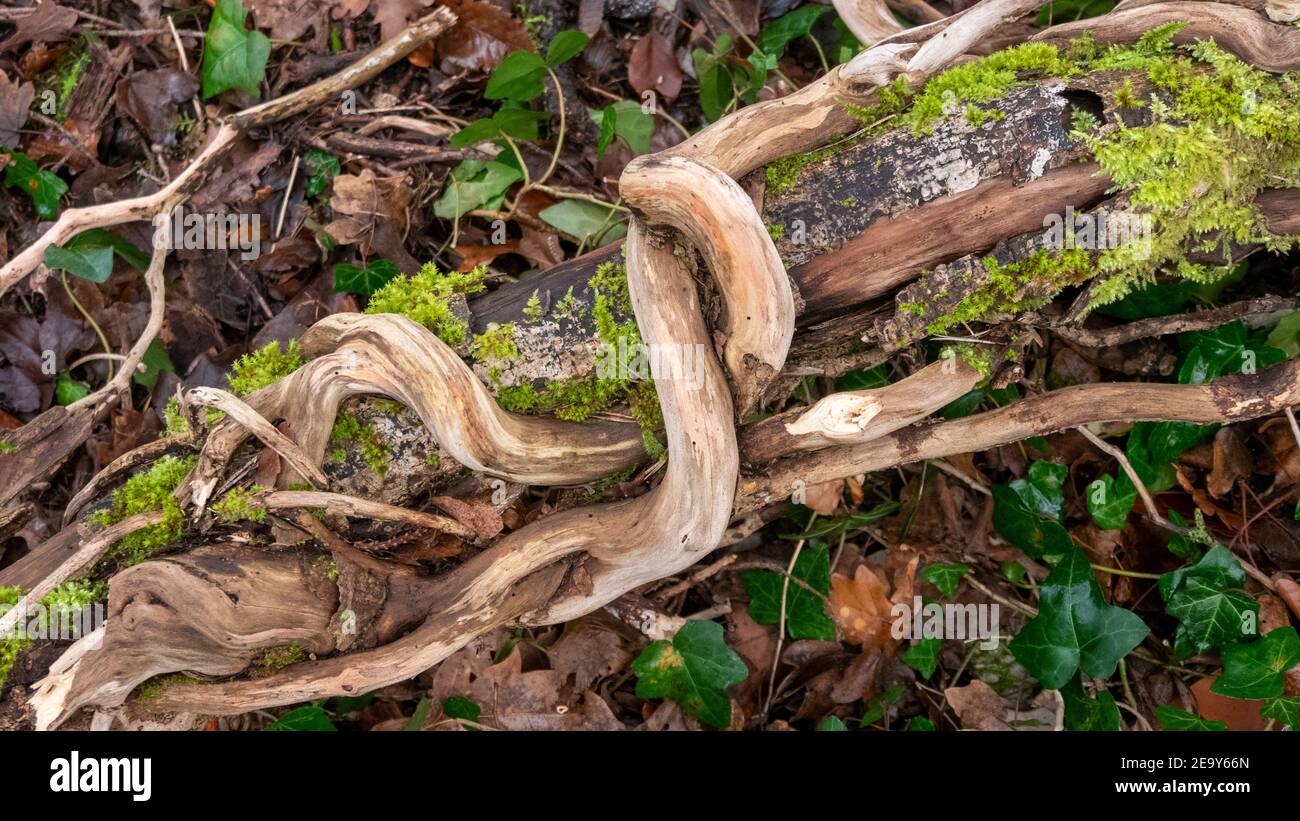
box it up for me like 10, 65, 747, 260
940, 344, 995, 381
212, 486, 268, 524
766, 223, 785, 240
523, 289, 544, 322
88, 456, 196, 566
133, 673, 196, 702
260, 644, 304, 671
0, 442, 12, 454
364, 263, 488, 346
329, 412, 391, 477
0, 585, 24, 690
470, 322, 520, 385
553, 286, 580, 319
921, 248, 1093, 335
629, 380, 666, 460
227, 340, 304, 398
1, 580, 107, 690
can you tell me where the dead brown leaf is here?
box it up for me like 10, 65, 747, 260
0, 71, 34, 148
115, 69, 200, 146
829, 564, 894, 651
800, 478, 843, 515
628, 31, 684, 103
0, 2, 78, 55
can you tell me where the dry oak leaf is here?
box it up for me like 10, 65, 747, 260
324, 169, 413, 246
829, 565, 895, 651
0, 2, 78, 54
801, 478, 844, 516
628, 30, 684, 103
0, 71, 35, 148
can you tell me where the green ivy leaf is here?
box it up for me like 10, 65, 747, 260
545, 30, 589, 67
54, 372, 89, 406
632, 620, 748, 728
433, 160, 523, 220
921, 563, 968, 600
1009, 545, 1149, 689
1060, 675, 1121, 731
43, 229, 149, 283
743, 544, 835, 640
902, 637, 941, 679
1154, 705, 1226, 731
834, 365, 888, 391
402, 696, 432, 731
1086, 473, 1137, 531
1177, 320, 1285, 385
1210, 627, 1300, 700
201, 0, 270, 99
756, 5, 832, 58
906, 716, 935, 731
859, 683, 903, 727
450, 109, 549, 149
991, 475, 1073, 563
538, 199, 626, 244
3, 150, 67, 219
588, 100, 653, 157
333, 259, 399, 295
133, 338, 175, 389
1159, 546, 1258, 658
485, 51, 547, 101
817, 714, 848, 731
1014, 460, 1068, 518
691, 36, 734, 123
304, 150, 340, 198
1261, 695, 1300, 728
1097, 280, 1195, 321
1266, 310, 1300, 358
264, 704, 337, 731
594, 104, 617, 157
443, 695, 482, 729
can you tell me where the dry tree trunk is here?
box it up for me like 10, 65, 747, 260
3, 1, 1298, 728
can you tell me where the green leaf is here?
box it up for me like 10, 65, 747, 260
485, 51, 547, 101
991, 485, 1073, 562
433, 160, 523, 220
303, 150, 340, 198
1159, 546, 1258, 657
1266, 310, 1300, 358
201, 0, 270, 99
451, 109, 548, 149
133, 338, 175, 389
834, 365, 888, 391
817, 715, 848, 731
402, 697, 432, 731
692, 44, 734, 123
44, 242, 113, 284
632, 620, 748, 728
54, 372, 89, 405
545, 30, 589, 67
333, 259, 399, 295
1034, 0, 1116, 26
902, 637, 941, 679
1086, 473, 1137, 531
1210, 627, 1300, 700
743, 544, 834, 640
443, 695, 482, 728
921, 563, 968, 600
1098, 280, 1195, 321
941, 388, 985, 420
1060, 675, 1121, 730
538, 199, 626, 244
1009, 545, 1149, 689
588, 100, 653, 156
757, 5, 832, 58
859, 683, 904, 727
1177, 320, 1285, 385
1262, 695, 1300, 728
264, 704, 337, 731
1013, 460, 1068, 519
1154, 705, 1226, 731
906, 716, 935, 731
3, 150, 67, 219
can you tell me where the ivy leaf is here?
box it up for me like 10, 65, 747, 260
450, 109, 548, 149
691, 36, 735, 123
545, 30, 589, 67
1060, 675, 1121, 731
1177, 320, 1285, 385
1210, 627, 1300, 700
992, 485, 1074, 562
402, 697, 432, 731
1154, 705, 1226, 731
921, 563, 968, 600
902, 637, 941, 679
1098, 280, 1195, 321
433, 160, 523, 220
632, 620, 748, 728
1014, 460, 1068, 518
54, 372, 89, 405
43, 229, 149, 283
443, 695, 481, 729
1266, 310, 1300, 358
817, 715, 848, 731
538, 200, 626, 244
333, 259, 399, 295
594, 104, 617, 157
133, 339, 175, 389
201, 0, 270, 99
756, 4, 831, 59
859, 683, 904, 727
743, 544, 834, 640
1159, 546, 1258, 657
303, 150, 340, 198
906, 716, 935, 731
485, 51, 547, 101
834, 365, 888, 391
264, 704, 337, 731
1009, 545, 1149, 689
1262, 695, 1300, 728
3, 150, 67, 219
1086, 473, 1137, 530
